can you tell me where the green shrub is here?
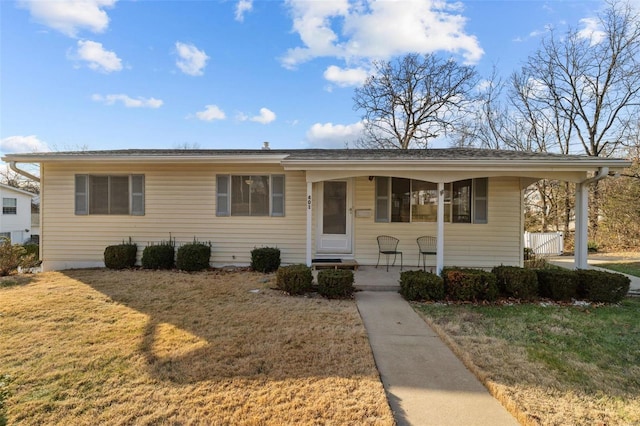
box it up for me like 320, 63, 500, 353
142, 241, 175, 270
492, 265, 539, 301
399, 270, 445, 301
104, 240, 137, 269
441, 268, 498, 302
536, 269, 579, 301
276, 264, 313, 295
176, 241, 211, 272
0, 238, 37, 276
576, 269, 630, 303
317, 269, 355, 299
251, 247, 281, 273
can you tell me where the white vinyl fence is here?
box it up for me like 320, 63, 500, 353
524, 231, 564, 256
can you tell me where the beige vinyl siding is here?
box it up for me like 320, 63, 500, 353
41, 162, 307, 270
352, 176, 522, 268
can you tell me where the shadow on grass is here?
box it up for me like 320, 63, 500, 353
0, 275, 36, 288
63, 268, 375, 384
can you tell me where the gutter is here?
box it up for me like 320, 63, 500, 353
581, 166, 609, 186
9, 161, 40, 183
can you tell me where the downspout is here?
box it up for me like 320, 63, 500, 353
9, 161, 40, 183
575, 167, 608, 270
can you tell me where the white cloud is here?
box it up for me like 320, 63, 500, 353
305, 121, 364, 148
0, 135, 49, 153
92, 94, 163, 108
73, 40, 122, 72
19, 0, 116, 37
577, 17, 606, 45
324, 65, 368, 87
251, 108, 277, 124
175, 42, 209, 76
195, 105, 226, 121
235, 0, 253, 22
282, 0, 483, 69
237, 108, 277, 124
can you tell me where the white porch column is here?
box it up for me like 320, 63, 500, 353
436, 182, 445, 274
306, 181, 313, 267
575, 182, 588, 269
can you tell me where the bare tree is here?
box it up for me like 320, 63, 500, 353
0, 166, 39, 194
524, 1, 640, 237
524, 1, 640, 159
353, 53, 479, 149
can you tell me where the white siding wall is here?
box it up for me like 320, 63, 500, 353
41, 163, 307, 270
41, 163, 523, 271
351, 176, 522, 268
0, 187, 34, 243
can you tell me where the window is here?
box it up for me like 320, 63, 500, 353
375, 177, 488, 223
2, 198, 17, 215
75, 175, 145, 215
0, 232, 10, 242
216, 175, 285, 217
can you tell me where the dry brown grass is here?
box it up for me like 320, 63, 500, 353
0, 269, 393, 425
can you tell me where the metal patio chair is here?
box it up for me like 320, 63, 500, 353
376, 235, 403, 272
417, 236, 437, 272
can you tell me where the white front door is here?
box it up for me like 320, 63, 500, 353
317, 180, 352, 254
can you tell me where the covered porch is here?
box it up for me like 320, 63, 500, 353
281, 150, 630, 273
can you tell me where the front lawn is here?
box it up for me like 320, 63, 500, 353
0, 270, 393, 425
413, 299, 640, 426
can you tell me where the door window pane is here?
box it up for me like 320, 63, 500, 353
323, 181, 346, 234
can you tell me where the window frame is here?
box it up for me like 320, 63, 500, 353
375, 177, 488, 224
2, 197, 17, 215
216, 174, 285, 217
75, 174, 145, 216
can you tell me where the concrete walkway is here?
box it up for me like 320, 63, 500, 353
356, 291, 518, 426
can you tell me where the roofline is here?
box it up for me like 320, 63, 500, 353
2, 153, 290, 164
0, 183, 37, 197
280, 158, 632, 171
2, 149, 632, 171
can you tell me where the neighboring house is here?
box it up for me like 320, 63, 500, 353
0, 183, 38, 244
1, 149, 630, 272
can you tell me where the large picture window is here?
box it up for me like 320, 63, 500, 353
2, 198, 17, 215
75, 175, 145, 215
376, 177, 488, 224
216, 175, 285, 217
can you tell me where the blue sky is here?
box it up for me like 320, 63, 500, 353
0, 0, 620, 157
